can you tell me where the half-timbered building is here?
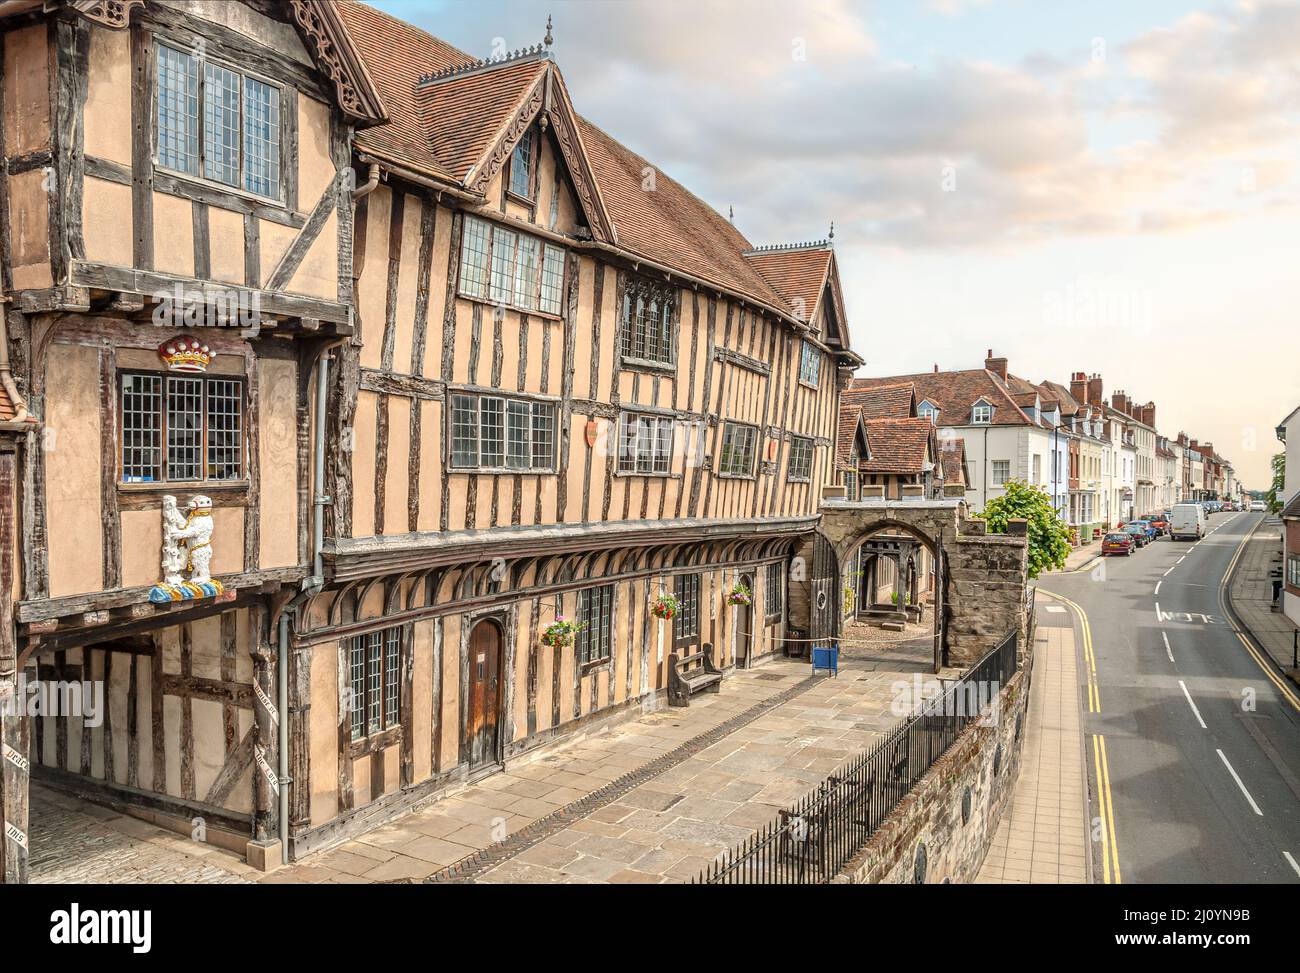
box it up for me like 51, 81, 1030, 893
0, 0, 860, 879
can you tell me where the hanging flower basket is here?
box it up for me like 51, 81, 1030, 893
540, 614, 584, 649
727, 583, 752, 607
650, 592, 680, 620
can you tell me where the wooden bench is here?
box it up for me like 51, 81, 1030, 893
667, 643, 722, 706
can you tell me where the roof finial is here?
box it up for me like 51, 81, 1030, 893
728, 204, 734, 223
544, 14, 553, 47
828, 220, 834, 241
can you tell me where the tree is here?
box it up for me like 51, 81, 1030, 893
1267, 453, 1285, 514
975, 479, 1071, 579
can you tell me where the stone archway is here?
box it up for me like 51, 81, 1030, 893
809, 499, 1031, 672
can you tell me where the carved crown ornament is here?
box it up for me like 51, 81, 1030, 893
158, 336, 212, 373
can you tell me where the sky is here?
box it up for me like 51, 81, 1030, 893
371, 0, 1300, 489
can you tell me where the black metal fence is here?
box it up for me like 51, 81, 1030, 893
693, 629, 1019, 884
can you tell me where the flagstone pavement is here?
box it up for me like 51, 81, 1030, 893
28, 638, 934, 885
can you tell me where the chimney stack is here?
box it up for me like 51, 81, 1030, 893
934, 364, 939, 373
1111, 390, 1126, 414
984, 349, 1008, 381
1087, 373, 1103, 408
1070, 371, 1088, 405
1143, 402, 1156, 427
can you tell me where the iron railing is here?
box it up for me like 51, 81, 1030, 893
694, 628, 1019, 884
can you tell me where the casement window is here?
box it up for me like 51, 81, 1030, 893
673, 573, 700, 646
620, 275, 676, 367
450, 392, 555, 472
798, 340, 821, 387
843, 470, 858, 501
1288, 554, 1300, 590
992, 460, 1010, 486
348, 628, 402, 742
155, 43, 281, 199
765, 561, 784, 622
508, 130, 535, 199
120, 372, 243, 484
576, 584, 614, 666
457, 215, 566, 316
618, 412, 674, 475
787, 436, 814, 481
972, 403, 993, 424
718, 422, 758, 477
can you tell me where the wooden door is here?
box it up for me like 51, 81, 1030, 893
736, 574, 754, 667
466, 619, 503, 770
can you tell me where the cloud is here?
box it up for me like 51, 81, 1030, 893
379, 0, 1300, 250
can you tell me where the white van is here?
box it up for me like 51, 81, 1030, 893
1170, 502, 1206, 541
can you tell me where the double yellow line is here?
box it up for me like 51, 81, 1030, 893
1039, 588, 1120, 883
1092, 734, 1122, 883
1219, 528, 1300, 712
1046, 589, 1101, 713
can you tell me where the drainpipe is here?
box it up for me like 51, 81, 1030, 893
352, 163, 380, 201
273, 343, 336, 864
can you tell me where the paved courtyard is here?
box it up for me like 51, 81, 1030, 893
28, 641, 933, 885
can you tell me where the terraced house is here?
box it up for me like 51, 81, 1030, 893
0, 0, 860, 881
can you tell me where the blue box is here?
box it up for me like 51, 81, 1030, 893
811, 645, 839, 677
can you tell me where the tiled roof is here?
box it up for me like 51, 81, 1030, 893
858, 417, 933, 474
338, 0, 803, 319
1038, 379, 1083, 416
338, 0, 473, 180
743, 245, 832, 323
938, 435, 968, 486
576, 120, 789, 309
1281, 492, 1300, 520
842, 382, 914, 419
418, 59, 549, 182
852, 370, 1032, 427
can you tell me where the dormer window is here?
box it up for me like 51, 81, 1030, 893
972, 401, 993, 424
508, 130, 535, 199
918, 401, 938, 423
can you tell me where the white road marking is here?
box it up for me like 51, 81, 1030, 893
1179, 680, 1207, 728
1285, 852, 1300, 879
1155, 581, 1162, 596
1163, 564, 1176, 576
1178, 556, 1187, 564
1163, 632, 1174, 663
1217, 749, 1264, 816
1155, 601, 1161, 621
1044, 605, 1067, 613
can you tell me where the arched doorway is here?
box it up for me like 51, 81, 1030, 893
839, 520, 945, 672
735, 573, 754, 668
465, 618, 503, 771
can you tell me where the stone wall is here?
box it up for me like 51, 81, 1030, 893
944, 531, 1030, 667
833, 653, 1031, 884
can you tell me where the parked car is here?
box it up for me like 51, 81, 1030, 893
1135, 519, 1158, 541
1146, 514, 1170, 536
1122, 523, 1152, 547
1250, 500, 1267, 512
1170, 502, 1207, 540
1102, 532, 1135, 556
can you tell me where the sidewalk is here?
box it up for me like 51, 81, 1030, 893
1044, 541, 1103, 577
1229, 516, 1300, 682
975, 612, 1089, 884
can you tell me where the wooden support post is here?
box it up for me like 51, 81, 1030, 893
248, 607, 279, 859
0, 446, 28, 883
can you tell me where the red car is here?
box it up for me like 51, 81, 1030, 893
1102, 532, 1134, 556
1146, 514, 1170, 536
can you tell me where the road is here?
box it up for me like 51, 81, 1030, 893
1039, 511, 1300, 883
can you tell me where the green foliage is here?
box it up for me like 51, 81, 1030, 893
1268, 453, 1285, 514
975, 479, 1071, 579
